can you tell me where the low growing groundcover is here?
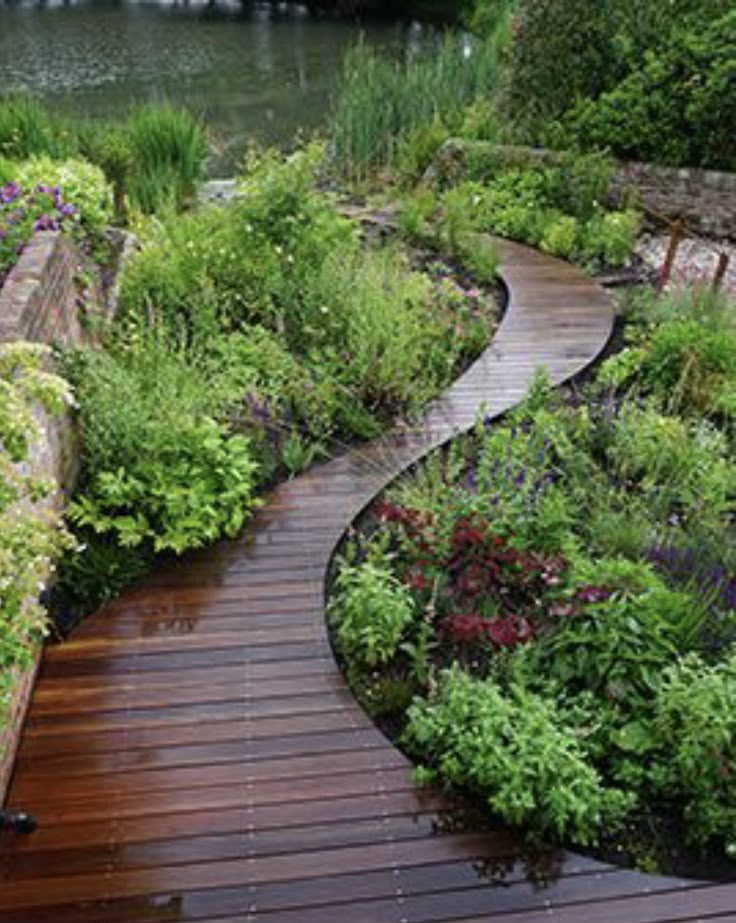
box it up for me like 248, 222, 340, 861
328, 283, 736, 878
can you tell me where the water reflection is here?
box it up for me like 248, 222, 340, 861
0, 0, 428, 172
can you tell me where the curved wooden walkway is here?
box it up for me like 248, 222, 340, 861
0, 239, 729, 922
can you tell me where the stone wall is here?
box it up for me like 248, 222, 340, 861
0, 231, 88, 807
611, 161, 736, 240
428, 141, 736, 240
0, 232, 84, 347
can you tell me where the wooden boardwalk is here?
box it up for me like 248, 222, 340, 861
1, 239, 730, 922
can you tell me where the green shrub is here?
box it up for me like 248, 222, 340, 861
396, 116, 451, 187
501, 0, 616, 138
398, 188, 437, 241
77, 125, 133, 222
405, 668, 633, 844
540, 215, 579, 260
608, 403, 735, 529
446, 162, 638, 268
578, 210, 639, 269
14, 157, 114, 240
0, 344, 73, 688
62, 341, 259, 555
651, 654, 736, 849
599, 287, 736, 426
560, 11, 736, 170
330, 559, 416, 668
525, 558, 697, 702
645, 319, 736, 418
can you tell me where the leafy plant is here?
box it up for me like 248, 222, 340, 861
523, 557, 693, 702
54, 340, 259, 617
651, 654, 736, 850
329, 558, 416, 668
14, 157, 113, 240
405, 667, 634, 844
0, 343, 73, 703
560, 11, 736, 170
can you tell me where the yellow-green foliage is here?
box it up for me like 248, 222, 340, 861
0, 343, 73, 721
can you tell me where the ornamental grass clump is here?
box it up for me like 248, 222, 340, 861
123, 104, 206, 214
329, 35, 500, 182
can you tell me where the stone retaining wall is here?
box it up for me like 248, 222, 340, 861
0, 231, 88, 806
0, 232, 84, 347
610, 160, 736, 240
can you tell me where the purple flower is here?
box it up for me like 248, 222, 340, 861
33, 214, 59, 232
575, 586, 612, 604
1, 182, 20, 204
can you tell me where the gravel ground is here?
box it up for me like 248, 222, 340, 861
635, 232, 736, 299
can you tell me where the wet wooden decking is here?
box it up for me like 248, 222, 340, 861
1, 239, 730, 922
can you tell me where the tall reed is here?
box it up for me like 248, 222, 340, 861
0, 95, 76, 161
124, 104, 207, 214
329, 33, 500, 182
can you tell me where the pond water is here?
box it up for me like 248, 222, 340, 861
0, 0, 438, 174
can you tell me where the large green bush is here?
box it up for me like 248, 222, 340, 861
65, 344, 259, 554
487, 0, 734, 169
561, 11, 736, 170
500, 0, 615, 138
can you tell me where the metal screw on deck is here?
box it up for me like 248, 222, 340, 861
0, 811, 37, 834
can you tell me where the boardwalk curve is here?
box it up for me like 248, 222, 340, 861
1, 239, 726, 922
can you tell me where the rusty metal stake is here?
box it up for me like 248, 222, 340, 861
658, 218, 686, 291
713, 251, 730, 292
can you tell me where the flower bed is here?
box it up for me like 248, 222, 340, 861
1, 181, 78, 289
328, 282, 736, 878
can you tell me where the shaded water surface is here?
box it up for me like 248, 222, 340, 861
0, 0, 433, 172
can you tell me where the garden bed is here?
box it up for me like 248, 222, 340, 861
328, 280, 736, 880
